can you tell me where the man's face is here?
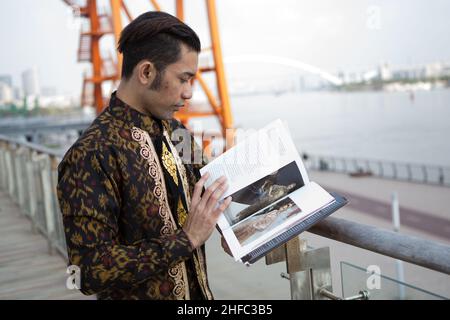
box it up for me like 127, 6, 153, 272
142, 44, 198, 120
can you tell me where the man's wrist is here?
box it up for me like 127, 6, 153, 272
182, 228, 198, 250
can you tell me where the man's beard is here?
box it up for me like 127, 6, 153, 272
148, 69, 164, 91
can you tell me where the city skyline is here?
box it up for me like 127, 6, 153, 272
1, 0, 450, 98
2, 58, 449, 105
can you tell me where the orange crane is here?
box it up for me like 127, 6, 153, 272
63, 0, 234, 150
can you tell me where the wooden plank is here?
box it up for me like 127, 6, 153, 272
265, 244, 286, 265
285, 236, 303, 274
0, 190, 90, 300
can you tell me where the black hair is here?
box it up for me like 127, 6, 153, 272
117, 11, 201, 87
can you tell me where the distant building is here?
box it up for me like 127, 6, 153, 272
363, 69, 378, 82
337, 71, 347, 84
298, 76, 306, 91
391, 66, 426, 81
39, 95, 77, 109
21, 67, 40, 97
0, 75, 13, 87
13, 87, 23, 100
41, 86, 58, 97
442, 64, 450, 77
425, 62, 443, 78
378, 63, 392, 81
0, 83, 13, 104
347, 72, 363, 83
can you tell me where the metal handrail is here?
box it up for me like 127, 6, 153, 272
0, 134, 64, 157
1, 135, 450, 277
309, 216, 450, 275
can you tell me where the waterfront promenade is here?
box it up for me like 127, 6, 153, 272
1, 171, 449, 299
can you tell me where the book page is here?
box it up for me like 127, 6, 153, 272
200, 119, 309, 231
222, 181, 334, 261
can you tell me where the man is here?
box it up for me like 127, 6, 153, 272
57, 11, 232, 300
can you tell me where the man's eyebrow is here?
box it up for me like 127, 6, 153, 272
182, 72, 195, 77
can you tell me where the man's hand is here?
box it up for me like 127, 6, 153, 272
183, 172, 232, 249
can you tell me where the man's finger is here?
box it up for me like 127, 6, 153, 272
212, 196, 232, 218
191, 172, 210, 207
205, 182, 229, 213
198, 176, 227, 208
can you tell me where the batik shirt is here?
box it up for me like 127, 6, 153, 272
57, 93, 212, 300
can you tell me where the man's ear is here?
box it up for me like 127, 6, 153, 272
136, 60, 156, 86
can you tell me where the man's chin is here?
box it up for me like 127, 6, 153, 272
159, 112, 175, 121
155, 108, 179, 120
167, 107, 182, 119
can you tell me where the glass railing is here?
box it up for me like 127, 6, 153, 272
340, 261, 448, 300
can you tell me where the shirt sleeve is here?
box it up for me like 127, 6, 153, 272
57, 148, 194, 296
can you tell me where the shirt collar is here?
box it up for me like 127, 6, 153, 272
107, 91, 164, 137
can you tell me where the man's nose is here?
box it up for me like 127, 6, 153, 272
181, 83, 193, 100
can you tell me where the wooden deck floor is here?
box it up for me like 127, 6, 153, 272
0, 190, 92, 300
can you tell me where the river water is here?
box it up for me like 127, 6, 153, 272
227, 89, 450, 167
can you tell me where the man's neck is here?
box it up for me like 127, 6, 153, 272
116, 81, 149, 115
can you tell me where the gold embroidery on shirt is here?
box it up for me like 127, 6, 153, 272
161, 142, 179, 186
162, 128, 213, 300
131, 127, 189, 300
193, 251, 213, 300
177, 197, 188, 227
163, 130, 191, 203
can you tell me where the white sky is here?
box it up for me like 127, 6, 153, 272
1, 0, 450, 97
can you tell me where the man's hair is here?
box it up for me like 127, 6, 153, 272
117, 11, 201, 87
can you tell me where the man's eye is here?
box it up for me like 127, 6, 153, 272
180, 78, 189, 83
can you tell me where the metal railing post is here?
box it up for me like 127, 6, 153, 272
41, 154, 56, 255
392, 162, 397, 179
15, 147, 27, 211
5, 148, 15, 198
439, 167, 444, 185
422, 165, 428, 183
27, 151, 39, 232
266, 237, 333, 300
0, 147, 6, 190
342, 158, 347, 173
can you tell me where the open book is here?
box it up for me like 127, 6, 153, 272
200, 119, 347, 265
